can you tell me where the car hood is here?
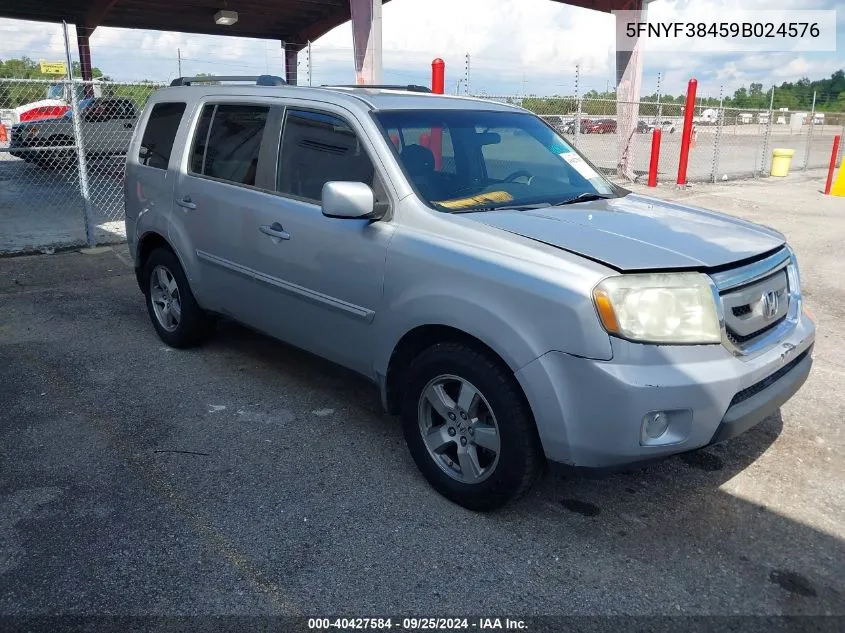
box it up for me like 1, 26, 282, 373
464, 193, 785, 271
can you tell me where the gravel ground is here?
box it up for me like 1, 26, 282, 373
0, 172, 843, 628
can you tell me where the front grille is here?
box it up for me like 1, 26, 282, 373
728, 347, 811, 407
725, 316, 786, 344
720, 267, 789, 349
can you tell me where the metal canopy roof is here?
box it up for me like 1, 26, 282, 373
0, 0, 393, 47
0, 0, 642, 49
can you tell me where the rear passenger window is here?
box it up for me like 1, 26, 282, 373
190, 104, 269, 186
139, 102, 186, 169
190, 105, 214, 174
277, 109, 375, 202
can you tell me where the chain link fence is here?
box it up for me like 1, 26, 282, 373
473, 93, 845, 185
1, 71, 844, 255
0, 77, 164, 254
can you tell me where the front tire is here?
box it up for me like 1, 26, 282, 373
401, 342, 544, 511
142, 247, 213, 348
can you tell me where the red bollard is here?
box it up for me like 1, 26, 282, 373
824, 134, 841, 195
647, 128, 661, 187
430, 58, 445, 170
676, 78, 698, 186
431, 58, 445, 94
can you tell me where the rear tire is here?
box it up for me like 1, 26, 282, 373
142, 247, 213, 348
401, 342, 544, 511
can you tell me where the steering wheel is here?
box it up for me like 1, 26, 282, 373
503, 170, 534, 184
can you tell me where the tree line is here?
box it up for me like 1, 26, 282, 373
521, 69, 845, 116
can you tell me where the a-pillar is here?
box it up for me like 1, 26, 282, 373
350, 0, 383, 84
615, 1, 646, 181
283, 42, 302, 85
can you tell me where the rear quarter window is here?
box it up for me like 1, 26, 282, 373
139, 102, 187, 169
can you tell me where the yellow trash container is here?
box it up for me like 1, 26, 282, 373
770, 148, 795, 177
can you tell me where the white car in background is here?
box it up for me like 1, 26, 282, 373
648, 120, 677, 134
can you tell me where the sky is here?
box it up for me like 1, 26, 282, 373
0, 0, 842, 99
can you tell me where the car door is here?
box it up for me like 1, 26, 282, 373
112, 100, 139, 154
171, 99, 284, 330
241, 105, 395, 376
79, 99, 110, 153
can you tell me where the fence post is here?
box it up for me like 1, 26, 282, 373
574, 64, 581, 149
306, 40, 312, 86
63, 21, 96, 249
676, 78, 697, 186
710, 85, 724, 182
839, 122, 844, 166
655, 72, 662, 124
759, 85, 775, 177
803, 90, 816, 170
464, 53, 471, 96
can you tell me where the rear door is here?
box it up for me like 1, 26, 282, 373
126, 100, 187, 251
90, 99, 138, 154
170, 99, 284, 329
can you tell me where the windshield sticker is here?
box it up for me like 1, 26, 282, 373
560, 153, 600, 180
434, 191, 514, 210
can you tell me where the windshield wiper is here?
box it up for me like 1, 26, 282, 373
442, 193, 616, 214
449, 202, 552, 213
552, 192, 615, 206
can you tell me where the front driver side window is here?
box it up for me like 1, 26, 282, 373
277, 109, 382, 204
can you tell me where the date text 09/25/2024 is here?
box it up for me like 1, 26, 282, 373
308, 618, 528, 630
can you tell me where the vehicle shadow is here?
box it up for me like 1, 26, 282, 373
201, 320, 844, 613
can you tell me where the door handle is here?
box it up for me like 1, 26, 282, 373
176, 196, 196, 210
259, 222, 291, 241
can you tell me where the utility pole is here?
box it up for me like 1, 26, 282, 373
177, 48, 182, 77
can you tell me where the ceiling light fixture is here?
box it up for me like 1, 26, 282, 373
214, 10, 238, 26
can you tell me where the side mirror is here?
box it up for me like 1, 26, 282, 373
321, 181, 382, 219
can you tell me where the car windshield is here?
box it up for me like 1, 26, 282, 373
374, 109, 619, 212
62, 98, 95, 119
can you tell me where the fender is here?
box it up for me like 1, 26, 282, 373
373, 279, 613, 381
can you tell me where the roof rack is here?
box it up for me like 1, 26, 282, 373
170, 75, 286, 87
324, 84, 432, 93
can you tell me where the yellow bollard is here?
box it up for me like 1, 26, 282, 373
770, 148, 795, 177
831, 165, 845, 197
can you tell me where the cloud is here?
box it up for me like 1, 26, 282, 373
0, 0, 841, 96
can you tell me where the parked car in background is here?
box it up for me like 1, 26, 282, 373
539, 115, 568, 134
562, 118, 592, 134
649, 120, 677, 134
2, 80, 104, 126
125, 77, 814, 511
585, 118, 617, 134
636, 120, 649, 133
9, 97, 139, 167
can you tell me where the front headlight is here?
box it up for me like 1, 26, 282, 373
593, 272, 721, 344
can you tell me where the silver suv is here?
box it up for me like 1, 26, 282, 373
125, 76, 815, 510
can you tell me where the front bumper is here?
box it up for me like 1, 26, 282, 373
515, 311, 815, 469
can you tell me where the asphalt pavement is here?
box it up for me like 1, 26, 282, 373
1, 172, 843, 626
